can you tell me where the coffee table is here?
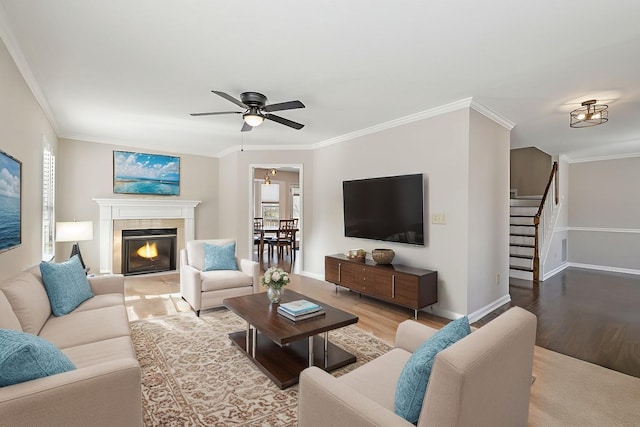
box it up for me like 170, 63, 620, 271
223, 290, 359, 389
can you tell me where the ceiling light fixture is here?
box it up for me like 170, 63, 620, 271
243, 107, 264, 127
570, 99, 608, 128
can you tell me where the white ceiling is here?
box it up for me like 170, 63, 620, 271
1, 1, 640, 160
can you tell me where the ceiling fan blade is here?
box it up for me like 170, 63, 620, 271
241, 122, 252, 132
263, 100, 305, 113
212, 91, 248, 109
265, 114, 305, 130
190, 111, 242, 116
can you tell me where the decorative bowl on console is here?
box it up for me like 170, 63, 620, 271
372, 249, 395, 264
346, 248, 366, 262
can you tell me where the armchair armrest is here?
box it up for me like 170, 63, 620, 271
395, 320, 439, 353
180, 249, 203, 310
88, 274, 124, 295
298, 367, 413, 427
239, 258, 260, 294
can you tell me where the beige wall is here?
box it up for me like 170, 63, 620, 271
568, 157, 640, 270
467, 110, 510, 314
56, 138, 219, 270
0, 37, 58, 281
510, 147, 552, 196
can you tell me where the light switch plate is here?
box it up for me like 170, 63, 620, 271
432, 213, 446, 224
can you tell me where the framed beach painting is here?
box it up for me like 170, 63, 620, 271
113, 150, 180, 196
0, 149, 21, 252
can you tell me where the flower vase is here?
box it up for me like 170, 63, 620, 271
267, 287, 282, 304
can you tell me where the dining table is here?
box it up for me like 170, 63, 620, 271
256, 226, 298, 259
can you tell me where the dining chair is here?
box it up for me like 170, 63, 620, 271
268, 219, 296, 260
253, 217, 264, 256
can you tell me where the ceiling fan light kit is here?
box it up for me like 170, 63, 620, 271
191, 91, 305, 132
570, 99, 608, 128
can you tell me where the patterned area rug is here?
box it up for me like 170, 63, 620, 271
131, 309, 391, 426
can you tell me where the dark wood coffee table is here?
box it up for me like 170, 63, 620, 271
223, 290, 359, 389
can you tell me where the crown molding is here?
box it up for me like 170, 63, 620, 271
469, 100, 515, 130
0, 5, 60, 135
311, 98, 475, 150
566, 150, 640, 164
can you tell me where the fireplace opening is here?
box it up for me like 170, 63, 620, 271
122, 228, 177, 276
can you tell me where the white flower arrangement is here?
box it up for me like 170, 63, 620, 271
261, 267, 290, 290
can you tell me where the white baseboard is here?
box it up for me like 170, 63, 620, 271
542, 262, 569, 281
567, 262, 640, 276
427, 305, 464, 321
467, 294, 511, 323
299, 270, 324, 281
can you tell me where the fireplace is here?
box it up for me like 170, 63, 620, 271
122, 228, 177, 276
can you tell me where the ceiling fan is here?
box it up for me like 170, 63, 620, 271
191, 91, 305, 132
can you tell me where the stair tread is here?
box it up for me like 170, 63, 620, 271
510, 233, 535, 237
510, 223, 535, 227
510, 254, 534, 259
510, 243, 536, 248
510, 214, 536, 218
510, 265, 534, 272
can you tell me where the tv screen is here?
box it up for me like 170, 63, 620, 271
343, 174, 424, 245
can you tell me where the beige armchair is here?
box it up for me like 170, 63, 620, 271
298, 307, 536, 427
180, 239, 260, 316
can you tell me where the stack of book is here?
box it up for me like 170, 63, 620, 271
277, 299, 325, 321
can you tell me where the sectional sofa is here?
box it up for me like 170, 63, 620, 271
0, 266, 142, 426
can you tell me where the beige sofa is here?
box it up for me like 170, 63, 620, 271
180, 239, 260, 316
0, 266, 142, 427
299, 307, 537, 427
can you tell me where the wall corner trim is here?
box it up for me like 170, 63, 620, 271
466, 294, 512, 323
567, 262, 640, 276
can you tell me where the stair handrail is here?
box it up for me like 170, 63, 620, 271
532, 161, 559, 281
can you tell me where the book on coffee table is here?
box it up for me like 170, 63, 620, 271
278, 299, 322, 316
277, 306, 326, 321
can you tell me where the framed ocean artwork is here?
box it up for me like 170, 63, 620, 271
113, 150, 180, 196
0, 149, 22, 252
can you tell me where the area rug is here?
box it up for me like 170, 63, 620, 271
131, 310, 391, 426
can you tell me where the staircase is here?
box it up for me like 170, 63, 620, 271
509, 198, 540, 280
509, 161, 559, 282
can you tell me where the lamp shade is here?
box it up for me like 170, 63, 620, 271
56, 221, 94, 242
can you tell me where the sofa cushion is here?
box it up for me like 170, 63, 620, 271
39, 305, 131, 349
40, 255, 94, 317
0, 329, 76, 387
73, 293, 124, 312
203, 242, 238, 271
395, 316, 470, 424
0, 271, 52, 335
0, 291, 22, 331
62, 336, 137, 369
186, 239, 235, 271
201, 270, 253, 292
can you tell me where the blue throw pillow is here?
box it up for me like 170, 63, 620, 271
394, 316, 471, 424
0, 329, 76, 386
40, 255, 94, 316
203, 242, 238, 271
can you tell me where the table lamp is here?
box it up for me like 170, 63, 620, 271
56, 220, 94, 271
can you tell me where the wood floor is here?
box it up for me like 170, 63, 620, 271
125, 253, 640, 378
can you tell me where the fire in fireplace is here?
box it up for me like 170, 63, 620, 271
122, 228, 177, 275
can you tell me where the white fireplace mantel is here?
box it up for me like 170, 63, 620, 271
93, 198, 201, 273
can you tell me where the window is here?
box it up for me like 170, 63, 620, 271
291, 185, 300, 220
261, 183, 280, 227
42, 143, 55, 261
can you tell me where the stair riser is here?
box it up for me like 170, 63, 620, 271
510, 217, 535, 226
510, 206, 538, 216
509, 269, 534, 280
510, 198, 541, 207
510, 257, 533, 268
510, 246, 535, 257
510, 235, 535, 245
510, 225, 535, 235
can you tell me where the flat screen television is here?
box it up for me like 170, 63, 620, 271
343, 173, 424, 245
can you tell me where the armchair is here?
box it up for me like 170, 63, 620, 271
180, 239, 260, 316
298, 307, 536, 427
